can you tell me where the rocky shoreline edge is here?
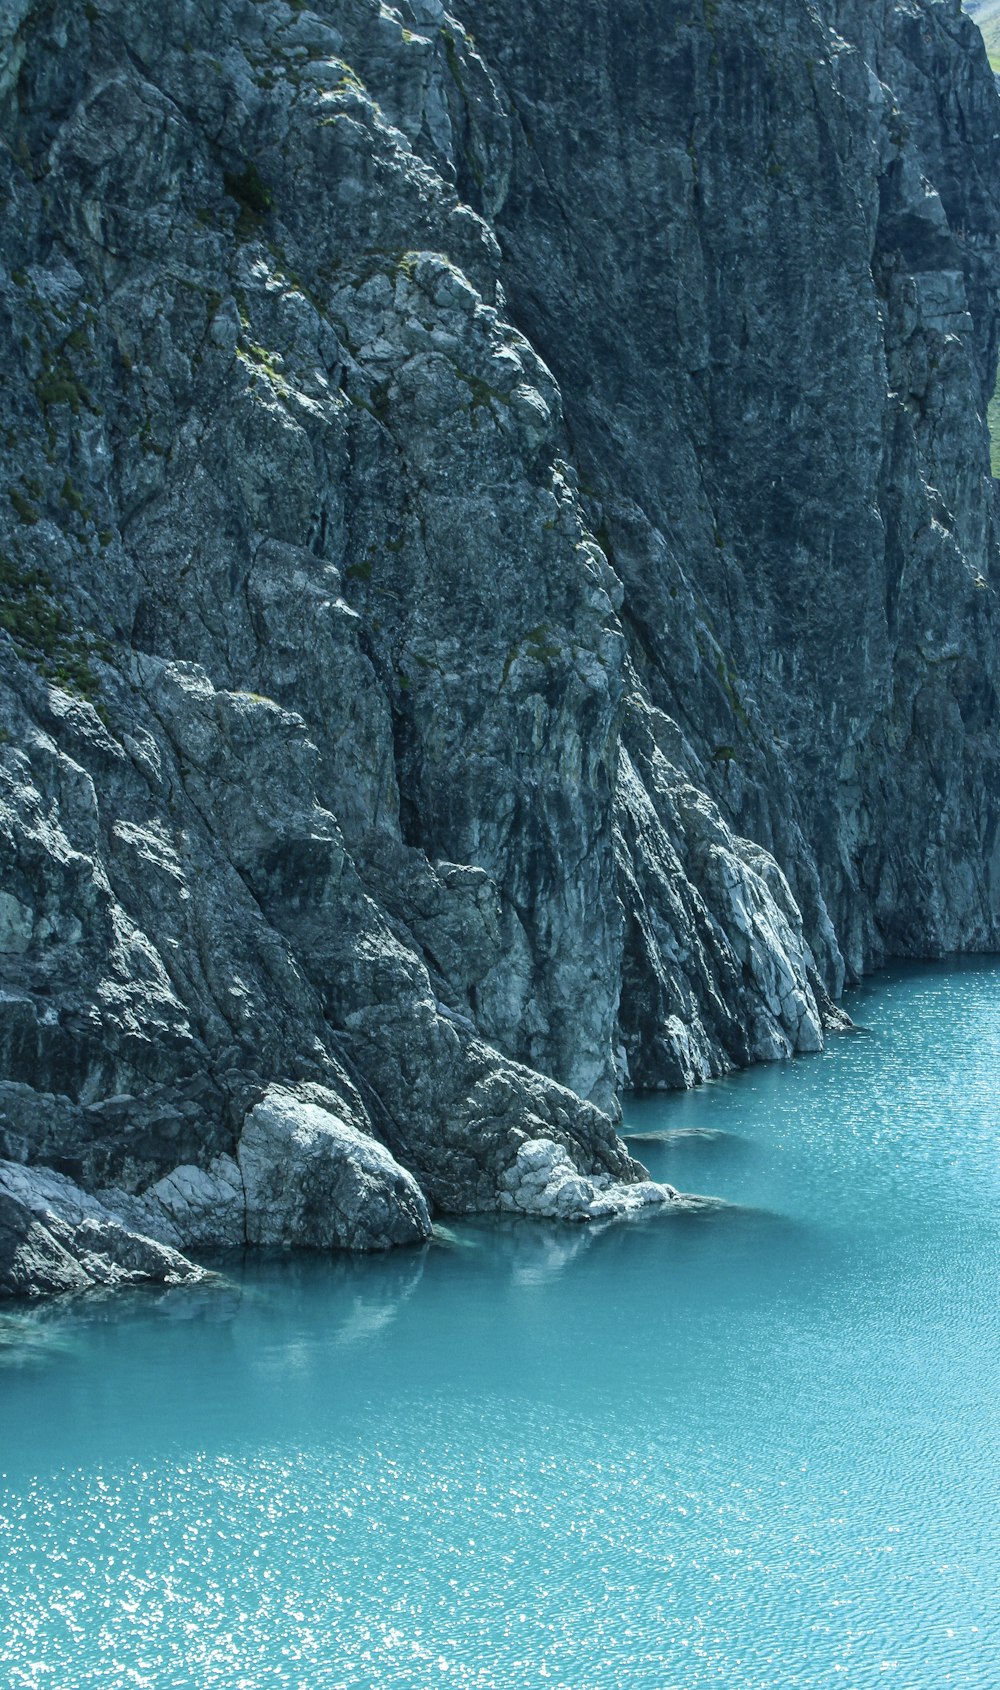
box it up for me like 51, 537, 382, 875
1, 1084, 688, 1299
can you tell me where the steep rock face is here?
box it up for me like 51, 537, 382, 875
468, 0, 1000, 1079
0, 0, 997, 1291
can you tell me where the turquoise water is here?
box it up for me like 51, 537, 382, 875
1, 961, 998, 1689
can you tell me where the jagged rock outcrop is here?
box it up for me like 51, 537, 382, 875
0, 1157, 203, 1296
1, 0, 998, 1293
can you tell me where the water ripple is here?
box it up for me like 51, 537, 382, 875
0, 960, 998, 1688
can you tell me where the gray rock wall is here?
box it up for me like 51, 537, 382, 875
469, 0, 1000, 1076
0, 0, 998, 1291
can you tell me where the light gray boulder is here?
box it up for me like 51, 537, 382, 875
238, 1086, 432, 1251
499, 1136, 677, 1223
116, 1155, 247, 1251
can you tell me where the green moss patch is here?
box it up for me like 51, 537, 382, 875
0, 552, 107, 701
224, 162, 274, 239
989, 355, 1000, 478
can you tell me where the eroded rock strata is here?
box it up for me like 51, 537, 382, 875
1, 0, 998, 1292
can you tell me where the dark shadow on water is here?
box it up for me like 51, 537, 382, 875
0, 1272, 245, 1357
0, 1184, 822, 1384
623, 1126, 744, 1145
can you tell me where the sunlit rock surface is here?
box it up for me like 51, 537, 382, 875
1, 0, 999, 1292
238, 1085, 432, 1251
0, 1158, 204, 1296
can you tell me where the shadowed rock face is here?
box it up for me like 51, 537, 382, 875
0, 0, 997, 1292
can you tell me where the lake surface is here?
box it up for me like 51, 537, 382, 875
1, 961, 998, 1688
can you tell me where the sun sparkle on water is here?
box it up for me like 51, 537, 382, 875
1, 960, 998, 1688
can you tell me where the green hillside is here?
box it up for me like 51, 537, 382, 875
965, 7, 1000, 473
990, 384, 1000, 479
989, 363, 1000, 479
964, 0, 1000, 71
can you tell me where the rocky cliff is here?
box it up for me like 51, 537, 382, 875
2, 0, 998, 1294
